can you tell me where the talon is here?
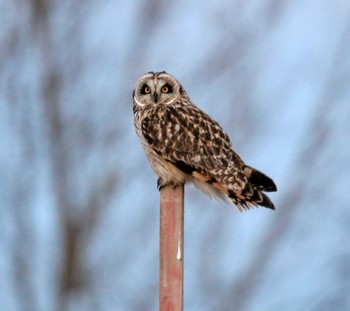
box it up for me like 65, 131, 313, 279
157, 178, 164, 191
157, 178, 182, 191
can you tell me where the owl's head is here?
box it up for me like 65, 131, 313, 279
133, 71, 184, 107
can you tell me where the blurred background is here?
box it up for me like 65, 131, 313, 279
1, 1, 350, 310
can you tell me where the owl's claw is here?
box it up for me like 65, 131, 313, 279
157, 178, 180, 191
157, 178, 164, 191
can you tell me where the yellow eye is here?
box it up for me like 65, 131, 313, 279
144, 86, 151, 94
161, 86, 169, 93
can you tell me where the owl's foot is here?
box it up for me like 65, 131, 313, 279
157, 178, 181, 191
157, 178, 165, 191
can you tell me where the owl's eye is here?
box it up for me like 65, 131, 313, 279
141, 85, 151, 94
161, 84, 172, 93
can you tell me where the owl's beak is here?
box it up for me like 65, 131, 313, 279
153, 92, 158, 103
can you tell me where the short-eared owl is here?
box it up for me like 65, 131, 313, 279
133, 71, 277, 210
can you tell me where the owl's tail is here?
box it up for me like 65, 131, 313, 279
244, 166, 277, 192
227, 166, 277, 210
240, 166, 277, 210
173, 160, 277, 211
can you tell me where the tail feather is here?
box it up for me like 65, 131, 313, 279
259, 192, 275, 209
226, 166, 277, 210
228, 186, 274, 210
244, 166, 277, 192
171, 159, 277, 211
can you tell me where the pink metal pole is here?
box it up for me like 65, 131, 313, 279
159, 184, 184, 311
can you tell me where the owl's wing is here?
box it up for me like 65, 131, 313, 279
142, 104, 276, 210
141, 104, 247, 188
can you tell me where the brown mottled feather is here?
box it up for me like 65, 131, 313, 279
141, 103, 275, 210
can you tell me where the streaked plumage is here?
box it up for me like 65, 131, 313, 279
133, 71, 277, 211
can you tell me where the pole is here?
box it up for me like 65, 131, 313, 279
159, 184, 184, 311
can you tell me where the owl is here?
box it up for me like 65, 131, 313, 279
133, 71, 277, 211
